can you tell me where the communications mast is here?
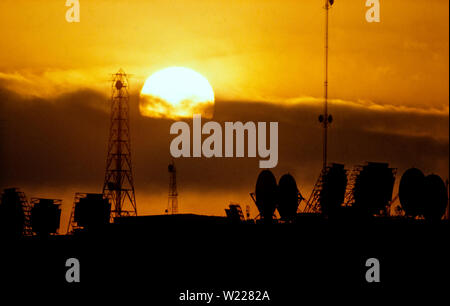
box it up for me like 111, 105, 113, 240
303, 0, 334, 213
167, 160, 178, 214
103, 69, 137, 219
318, 0, 334, 169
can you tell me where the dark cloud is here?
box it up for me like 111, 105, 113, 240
0, 85, 448, 219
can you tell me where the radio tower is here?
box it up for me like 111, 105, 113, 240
318, 0, 334, 169
103, 69, 137, 219
167, 160, 178, 214
302, 0, 334, 213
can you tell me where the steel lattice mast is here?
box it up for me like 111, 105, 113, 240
167, 160, 178, 214
103, 69, 137, 219
319, 0, 333, 169
302, 0, 334, 213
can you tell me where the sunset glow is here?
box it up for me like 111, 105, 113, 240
0, 0, 447, 232
139, 67, 215, 119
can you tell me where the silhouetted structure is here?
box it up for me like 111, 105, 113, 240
167, 160, 178, 214
398, 168, 448, 222
423, 174, 447, 222
30, 198, 61, 237
67, 193, 111, 233
0, 188, 32, 238
348, 162, 396, 217
114, 214, 228, 228
277, 174, 302, 221
303, 163, 347, 215
399, 167, 425, 217
246, 205, 251, 220
103, 69, 137, 219
319, 164, 347, 216
446, 179, 450, 220
250, 170, 278, 223
225, 203, 245, 223
318, 0, 334, 169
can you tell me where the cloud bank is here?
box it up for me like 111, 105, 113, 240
0, 85, 448, 231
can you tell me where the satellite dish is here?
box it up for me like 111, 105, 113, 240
277, 174, 300, 220
423, 174, 447, 222
31, 199, 61, 236
255, 170, 277, 222
74, 194, 111, 228
399, 168, 425, 217
353, 162, 395, 216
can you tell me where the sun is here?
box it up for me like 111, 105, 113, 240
139, 67, 215, 119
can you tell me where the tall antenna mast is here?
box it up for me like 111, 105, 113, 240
103, 69, 137, 219
167, 160, 178, 214
319, 0, 334, 169
303, 0, 335, 214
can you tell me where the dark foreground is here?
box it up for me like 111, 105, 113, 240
1, 216, 449, 303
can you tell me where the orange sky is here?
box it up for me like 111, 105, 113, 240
0, 1, 448, 232
0, 0, 448, 112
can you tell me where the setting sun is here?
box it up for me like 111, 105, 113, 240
139, 67, 215, 120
